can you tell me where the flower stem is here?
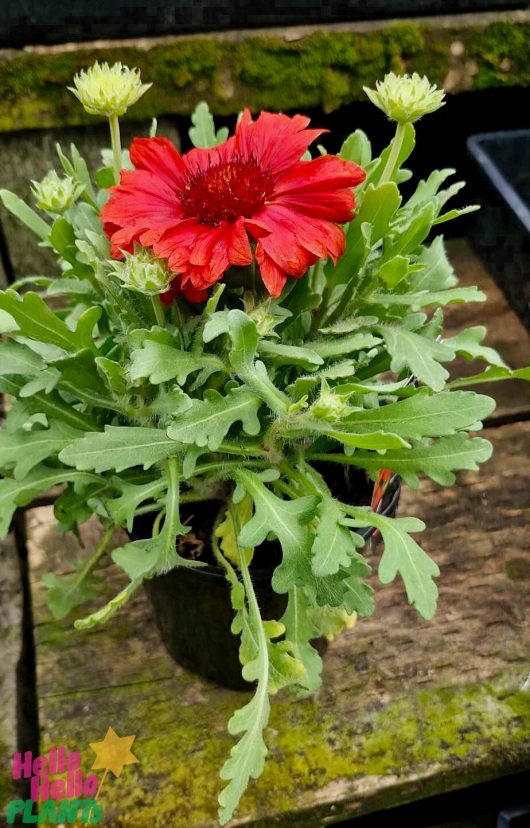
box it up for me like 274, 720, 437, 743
109, 114, 122, 184
151, 295, 166, 327
379, 121, 407, 184
73, 525, 114, 591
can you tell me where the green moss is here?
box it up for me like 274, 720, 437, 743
37, 670, 530, 826
0, 738, 14, 815
472, 21, 530, 89
0, 16, 529, 132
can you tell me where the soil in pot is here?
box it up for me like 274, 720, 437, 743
134, 466, 400, 691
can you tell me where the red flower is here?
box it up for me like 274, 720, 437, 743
101, 111, 366, 298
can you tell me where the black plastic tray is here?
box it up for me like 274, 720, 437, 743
468, 129, 530, 331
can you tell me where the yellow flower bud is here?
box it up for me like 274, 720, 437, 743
31, 170, 84, 214
364, 72, 445, 123
110, 246, 172, 296
69, 61, 151, 118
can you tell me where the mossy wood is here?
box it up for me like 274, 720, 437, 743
4, 241, 526, 826
1, 10, 530, 132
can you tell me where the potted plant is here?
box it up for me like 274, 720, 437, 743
1, 64, 528, 824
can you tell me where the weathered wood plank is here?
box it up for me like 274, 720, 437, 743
0, 532, 22, 814
446, 238, 530, 421
29, 420, 530, 827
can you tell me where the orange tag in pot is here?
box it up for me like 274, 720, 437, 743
371, 468, 393, 512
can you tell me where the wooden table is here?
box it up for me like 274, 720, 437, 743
1, 239, 530, 827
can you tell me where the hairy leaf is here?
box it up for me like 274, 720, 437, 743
59, 425, 182, 472
167, 387, 262, 451
0, 291, 100, 353
346, 511, 439, 619
129, 339, 224, 385
280, 587, 323, 691
334, 434, 493, 487
311, 497, 365, 576
378, 326, 455, 390
235, 469, 318, 593
0, 421, 83, 479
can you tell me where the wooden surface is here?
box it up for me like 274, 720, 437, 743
2, 238, 530, 826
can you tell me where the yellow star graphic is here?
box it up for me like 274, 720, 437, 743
89, 726, 139, 778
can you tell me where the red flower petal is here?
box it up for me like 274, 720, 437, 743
129, 137, 188, 191
255, 245, 288, 297
236, 110, 327, 179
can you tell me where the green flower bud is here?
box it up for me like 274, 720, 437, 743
310, 380, 348, 422
69, 61, 151, 118
31, 170, 84, 214
363, 72, 445, 123
110, 246, 172, 296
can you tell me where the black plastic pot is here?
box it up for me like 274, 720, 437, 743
139, 473, 401, 690
467, 130, 530, 332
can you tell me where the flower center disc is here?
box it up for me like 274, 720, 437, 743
181, 156, 274, 225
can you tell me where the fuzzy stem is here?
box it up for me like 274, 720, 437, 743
151, 295, 166, 327
72, 525, 114, 592
379, 121, 407, 184
109, 114, 122, 184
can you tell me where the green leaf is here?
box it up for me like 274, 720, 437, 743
378, 255, 411, 289
50, 218, 92, 277
258, 340, 323, 370
304, 332, 381, 359
0, 339, 45, 376
443, 326, 507, 368
0, 421, 83, 479
347, 511, 439, 619
280, 587, 323, 692
0, 465, 96, 538
74, 579, 142, 630
282, 415, 409, 450
0, 375, 97, 433
112, 458, 201, 578
336, 434, 493, 487
411, 237, 457, 291
218, 627, 270, 825
59, 425, 182, 473
214, 496, 254, 566
343, 391, 495, 438
383, 203, 436, 264
235, 469, 318, 593
129, 338, 224, 385
0, 309, 18, 333
95, 356, 128, 395
311, 497, 364, 576
369, 286, 485, 309
328, 182, 402, 284
0, 189, 50, 240
227, 310, 290, 414
339, 130, 371, 166
448, 364, 530, 388
167, 387, 262, 451
42, 568, 99, 620
106, 477, 168, 532
0, 291, 100, 353
189, 101, 229, 148
379, 326, 455, 391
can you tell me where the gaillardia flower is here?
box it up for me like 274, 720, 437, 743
69, 61, 151, 118
101, 111, 366, 298
363, 72, 445, 124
